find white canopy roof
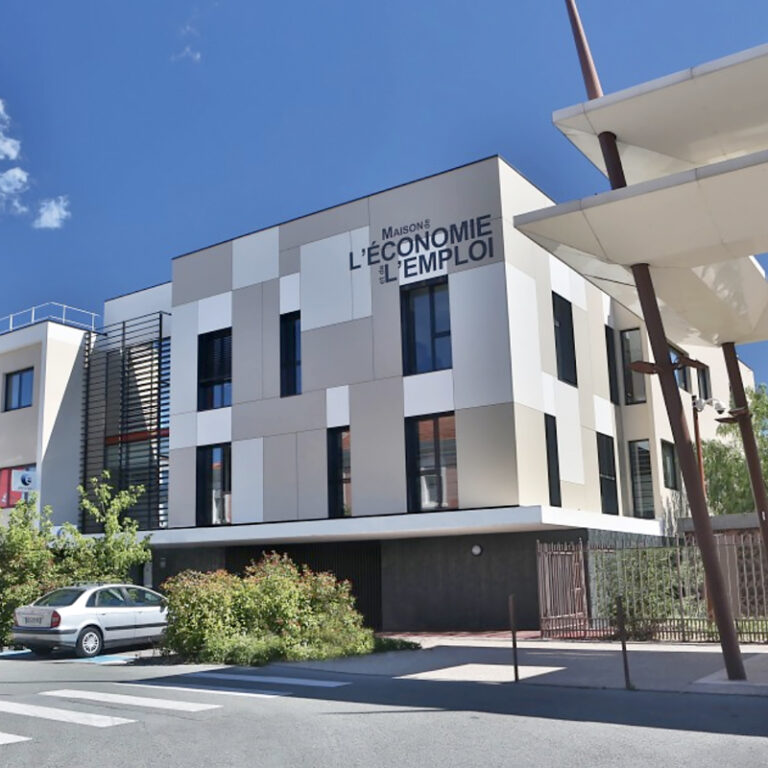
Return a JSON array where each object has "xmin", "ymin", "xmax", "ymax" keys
[
  {"xmin": 555, "ymin": 43, "xmax": 768, "ymax": 184},
  {"xmin": 514, "ymin": 150, "xmax": 768, "ymax": 346}
]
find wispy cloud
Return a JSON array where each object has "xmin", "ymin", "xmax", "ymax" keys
[
  {"xmin": 171, "ymin": 45, "xmax": 202, "ymax": 63},
  {"xmin": 33, "ymin": 196, "xmax": 71, "ymax": 229},
  {"xmin": 0, "ymin": 167, "xmax": 29, "ymax": 213},
  {"xmin": 0, "ymin": 99, "xmax": 21, "ymax": 161}
]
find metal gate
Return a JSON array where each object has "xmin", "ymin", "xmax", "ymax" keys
[{"xmin": 536, "ymin": 540, "xmax": 589, "ymax": 637}]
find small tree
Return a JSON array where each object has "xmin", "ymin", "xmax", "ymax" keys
[{"xmin": 703, "ymin": 384, "xmax": 768, "ymax": 515}]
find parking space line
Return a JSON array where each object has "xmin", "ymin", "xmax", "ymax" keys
[
  {"xmin": 188, "ymin": 672, "xmax": 349, "ymax": 688},
  {"xmin": 40, "ymin": 689, "xmax": 221, "ymax": 712},
  {"xmin": 0, "ymin": 701, "xmax": 134, "ymax": 728},
  {"xmin": 0, "ymin": 731, "xmax": 30, "ymax": 745}
]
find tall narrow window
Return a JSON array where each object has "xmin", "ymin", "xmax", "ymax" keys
[
  {"xmin": 661, "ymin": 440, "xmax": 679, "ymax": 490},
  {"xmin": 405, "ymin": 413, "xmax": 458, "ymax": 512},
  {"xmin": 596, "ymin": 433, "xmax": 619, "ymax": 515},
  {"xmin": 545, "ymin": 414, "xmax": 561, "ymax": 507},
  {"xmin": 669, "ymin": 346, "xmax": 690, "ymax": 392},
  {"xmin": 620, "ymin": 329, "xmax": 646, "ymax": 405},
  {"xmin": 4, "ymin": 368, "xmax": 33, "ymax": 411},
  {"xmin": 698, "ymin": 366, "xmax": 712, "ymax": 401},
  {"xmin": 628, "ymin": 439, "xmax": 654, "ymax": 518},
  {"xmin": 553, "ymin": 293, "xmax": 577, "ymax": 386},
  {"xmin": 401, "ymin": 278, "xmax": 452, "ymax": 376},
  {"xmin": 280, "ymin": 312, "xmax": 301, "ymax": 397},
  {"xmin": 196, "ymin": 444, "xmax": 231, "ymax": 526},
  {"xmin": 197, "ymin": 329, "xmax": 232, "ymax": 410},
  {"xmin": 327, "ymin": 427, "xmax": 351, "ymax": 518},
  {"xmin": 605, "ymin": 326, "xmax": 619, "ymax": 405}
]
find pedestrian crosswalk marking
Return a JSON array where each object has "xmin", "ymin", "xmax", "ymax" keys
[
  {"xmin": 0, "ymin": 700, "xmax": 134, "ymax": 728},
  {"xmin": 40, "ymin": 689, "xmax": 221, "ymax": 712},
  {"xmin": 123, "ymin": 682, "xmax": 289, "ymax": 699},
  {"xmin": 189, "ymin": 672, "xmax": 349, "ymax": 688},
  {"xmin": 0, "ymin": 732, "xmax": 30, "ymax": 745}
]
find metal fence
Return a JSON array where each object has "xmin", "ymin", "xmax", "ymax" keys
[
  {"xmin": 0, "ymin": 302, "xmax": 98, "ymax": 335},
  {"xmin": 537, "ymin": 532, "xmax": 768, "ymax": 642}
]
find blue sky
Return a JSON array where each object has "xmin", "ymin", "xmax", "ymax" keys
[{"xmin": 1, "ymin": 1, "xmax": 767, "ymax": 383}]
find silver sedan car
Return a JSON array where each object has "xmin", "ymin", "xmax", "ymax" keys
[{"xmin": 12, "ymin": 583, "xmax": 167, "ymax": 658}]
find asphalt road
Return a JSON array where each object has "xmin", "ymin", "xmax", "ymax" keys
[{"xmin": 0, "ymin": 650, "xmax": 766, "ymax": 768}]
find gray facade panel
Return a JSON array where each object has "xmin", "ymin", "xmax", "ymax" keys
[
  {"xmin": 261, "ymin": 279, "xmax": 281, "ymax": 400},
  {"xmin": 455, "ymin": 404, "xmax": 518, "ymax": 508},
  {"xmin": 297, "ymin": 429, "xmax": 328, "ymax": 520},
  {"xmin": 172, "ymin": 243, "xmax": 233, "ymax": 306},
  {"xmin": 371, "ymin": 278, "xmax": 402, "ymax": 379},
  {"xmin": 263, "ymin": 433, "xmax": 298, "ymax": 522},
  {"xmin": 279, "ymin": 247, "xmax": 300, "ymax": 276},
  {"xmin": 302, "ymin": 318, "xmax": 374, "ymax": 392},
  {"xmin": 232, "ymin": 283, "xmax": 263, "ymax": 404},
  {"xmin": 349, "ymin": 377, "xmax": 407, "ymax": 516},
  {"xmin": 168, "ymin": 447, "xmax": 197, "ymax": 528},
  {"xmin": 278, "ymin": 198, "xmax": 369, "ymax": 251},
  {"xmin": 232, "ymin": 389, "xmax": 326, "ymax": 440}
]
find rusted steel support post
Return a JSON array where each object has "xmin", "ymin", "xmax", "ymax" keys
[
  {"xmin": 633, "ymin": 265, "xmax": 745, "ymax": 680},
  {"xmin": 692, "ymin": 398, "xmax": 706, "ymax": 495},
  {"xmin": 722, "ymin": 342, "xmax": 768, "ymax": 554}
]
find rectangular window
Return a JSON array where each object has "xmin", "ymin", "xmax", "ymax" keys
[
  {"xmin": 196, "ymin": 444, "xmax": 231, "ymax": 526},
  {"xmin": 0, "ymin": 464, "xmax": 35, "ymax": 508},
  {"xmin": 4, "ymin": 368, "xmax": 33, "ymax": 411},
  {"xmin": 596, "ymin": 433, "xmax": 619, "ymax": 515},
  {"xmin": 280, "ymin": 312, "xmax": 301, "ymax": 397},
  {"xmin": 401, "ymin": 278, "xmax": 452, "ymax": 376},
  {"xmin": 544, "ymin": 414, "xmax": 561, "ymax": 507},
  {"xmin": 698, "ymin": 366, "xmax": 712, "ymax": 401},
  {"xmin": 669, "ymin": 346, "xmax": 690, "ymax": 392},
  {"xmin": 620, "ymin": 329, "xmax": 646, "ymax": 405},
  {"xmin": 605, "ymin": 326, "xmax": 619, "ymax": 405},
  {"xmin": 629, "ymin": 439, "xmax": 654, "ymax": 518},
  {"xmin": 405, "ymin": 412, "xmax": 458, "ymax": 512},
  {"xmin": 197, "ymin": 329, "xmax": 232, "ymax": 410},
  {"xmin": 553, "ymin": 293, "xmax": 577, "ymax": 386},
  {"xmin": 327, "ymin": 427, "xmax": 351, "ymax": 518},
  {"xmin": 661, "ymin": 440, "xmax": 679, "ymax": 490}
]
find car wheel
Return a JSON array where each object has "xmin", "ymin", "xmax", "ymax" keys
[{"xmin": 75, "ymin": 626, "xmax": 103, "ymax": 658}]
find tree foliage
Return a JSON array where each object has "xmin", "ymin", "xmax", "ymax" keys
[
  {"xmin": 702, "ymin": 384, "xmax": 768, "ymax": 515},
  {"xmin": 0, "ymin": 472, "xmax": 151, "ymax": 645}
]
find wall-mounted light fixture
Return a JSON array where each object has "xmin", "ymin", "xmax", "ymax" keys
[{"xmin": 471, "ymin": 544, "xmax": 483, "ymax": 557}]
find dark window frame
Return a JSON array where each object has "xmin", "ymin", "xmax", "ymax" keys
[
  {"xmin": 552, "ymin": 293, "xmax": 577, "ymax": 386},
  {"xmin": 668, "ymin": 345, "xmax": 691, "ymax": 392},
  {"xmin": 405, "ymin": 411, "xmax": 458, "ymax": 513},
  {"xmin": 4, "ymin": 367, "xmax": 34, "ymax": 411},
  {"xmin": 620, "ymin": 328, "xmax": 647, "ymax": 405},
  {"xmin": 197, "ymin": 329, "xmax": 232, "ymax": 411},
  {"xmin": 196, "ymin": 443, "xmax": 232, "ymax": 527},
  {"xmin": 697, "ymin": 366, "xmax": 712, "ymax": 401},
  {"xmin": 628, "ymin": 439, "xmax": 655, "ymax": 519},
  {"xmin": 661, "ymin": 440, "xmax": 679, "ymax": 491},
  {"xmin": 544, "ymin": 414, "xmax": 561, "ymax": 507},
  {"xmin": 596, "ymin": 432, "xmax": 619, "ymax": 515},
  {"xmin": 280, "ymin": 312, "xmax": 301, "ymax": 397},
  {"xmin": 605, "ymin": 326, "xmax": 620, "ymax": 405},
  {"xmin": 401, "ymin": 277, "xmax": 452, "ymax": 377},
  {"xmin": 327, "ymin": 427, "xmax": 352, "ymax": 518}
]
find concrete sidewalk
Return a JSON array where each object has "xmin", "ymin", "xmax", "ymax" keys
[{"xmin": 278, "ymin": 634, "xmax": 768, "ymax": 697}]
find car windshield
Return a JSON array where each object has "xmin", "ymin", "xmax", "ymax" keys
[{"xmin": 34, "ymin": 588, "xmax": 85, "ymax": 607}]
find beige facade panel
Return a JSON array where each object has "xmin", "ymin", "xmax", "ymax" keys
[
  {"xmin": 232, "ymin": 283, "xmax": 263, "ymax": 404},
  {"xmin": 168, "ymin": 447, "xmax": 197, "ymax": 528},
  {"xmin": 302, "ymin": 318, "xmax": 374, "ymax": 392},
  {"xmin": 0, "ymin": 342, "xmax": 41, "ymax": 468},
  {"xmin": 297, "ymin": 429, "xmax": 328, "ymax": 521},
  {"xmin": 370, "ymin": 278, "xmax": 403, "ymax": 380},
  {"xmin": 172, "ymin": 242, "xmax": 233, "ymax": 306},
  {"xmin": 261, "ymin": 279, "xmax": 281, "ymax": 400},
  {"xmin": 263, "ymin": 433, "xmax": 298, "ymax": 522},
  {"xmin": 232, "ymin": 390, "xmax": 326, "ymax": 441},
  {"xmin": 512, "ymin": 403, "xmax": 549, "ymax": 507},
  {"xmin": 278, "ymin": 198, "xmax": 369, "ymax": 252},
  {"xmin": 279, "ymin": 246, "xmax": 300, "ymax": 276}
]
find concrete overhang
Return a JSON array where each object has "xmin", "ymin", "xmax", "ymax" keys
[
  {"xmin": 515, "ymin": 151, "xmax": 768, "ymax": 346},
  {"xmin": 554, "ymin": 43, "xmax": 768, "ymax": 184},
  {"xmin": 147, "ymin": 506, "xmax": 663, "ymax": 548}
]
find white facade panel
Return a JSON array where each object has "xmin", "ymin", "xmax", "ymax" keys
[
  {"xmin": 403, "ymin": 369, "xmax": 454, "ymax": 417},
  {"xmin": 232, "ymin": 227, "xmax": 280, "ymax": 288},
  {"xmin": 197, "ymin": 407, "xmax": 232, "ymax": 446},
  {"xmin": 569, "ymin": 271, "xmax": 587, "ymax": 311},
  {"xmin": 326, "ymin": 385, "xmax": 350, "ymax": 428},
  {"xmin": 169, "ymin": 413, "xmax": 197, "ymax": 450},
  {"xmin": 197, "ymin": 292, "xmax": 232, "ymax": 334},
  {"xmin": 103, "ymin": 283, "xmax": 172, "ymax": 327},
  {"xmin": 593, "ymin": 395, "xmax": 616, "ymax": 437},
  {"xmin": 506, "ymin": 264, "xmax": 544, "ymax": 411},
  {"xmin": 350, "ymin": 227, "xmax": 372, "ymax": 319},
  {"xmin": 279, "ymin": 273, "xmax": 301, "ymax": 315},
  {"xmin": 554, "ymin": 381, "xmax": 585, "ymax": 484},
  {"xmin": 232, "ymin": 437, "xmax": 264, "ymax": 524},
  {"xmin": 169, "ymin": 301, "xmax": 198, "ymax": 416},
  {"xmin": 451, "ymin": 262, "xmax": 513, "ymax": 409},
  {"xmin": 300, "ymin": 232, "xmax": 352, "ymax": 329},
  {"xmin": 541, "ymin": 373, "xmax": 557, "ymax": 415}
]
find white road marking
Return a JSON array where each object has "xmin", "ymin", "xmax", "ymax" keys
[
  {"xmin": 189, "ymin": 672, "xmax": 349, "ymax": 688},
  {"xmin": 0, "ymin": 732, "xmax": 30, "ymax": 745},
  {"xmin": 40, "ymin": 689, "xmax": 221, "ymax": 712},
  {"xmin": 123, "ymin": 682, "xmax": 288, "ymax": 699},
  {"xmin": 0, "ymin": 700, "xmax": 133, "ymax": 728},
  {"xmin": 400, "ymin": 663, "xmax": 566, "ymax": 682}
]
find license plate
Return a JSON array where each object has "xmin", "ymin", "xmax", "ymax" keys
[{"xmin": 23, "ymin": 616, "xmax": 43, "ymax": 626}]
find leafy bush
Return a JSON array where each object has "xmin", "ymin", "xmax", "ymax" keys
[{"xmin": 161, "ymin": 553, "xmax": 377, "ymax": 664}]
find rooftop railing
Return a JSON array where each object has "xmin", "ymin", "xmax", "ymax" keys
[{"xmin": 0, "ymin": 302, "xmax": 99, "ymax": 336}]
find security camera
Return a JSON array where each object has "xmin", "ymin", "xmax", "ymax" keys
[{"xmin": 711, "ymin": 398, "xmax": 726, "ymax": 415}]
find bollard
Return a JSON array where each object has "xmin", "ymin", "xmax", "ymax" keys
[
  {"xmin": 616, "ymin": 595, "xmax": 633, "ymax": 690},
  {"xmin": 508, "ymin": 594, "xmax": 519, "ymax": 682}
]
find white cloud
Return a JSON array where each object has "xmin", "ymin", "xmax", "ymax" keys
[
  {"xmin": 0, "ymin": 167, "xmax": 29, "ymax": 212},
  {"xmin": 172, "ymin": 45, "xmax": 202, "ymax": 63},
  {"xmin": 33, "ymin": 196, "xmax": 71, "ymax": 229},
  {"xmin": 0, "ymin": 99, "xmax": 21, "ymax": 161}
]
